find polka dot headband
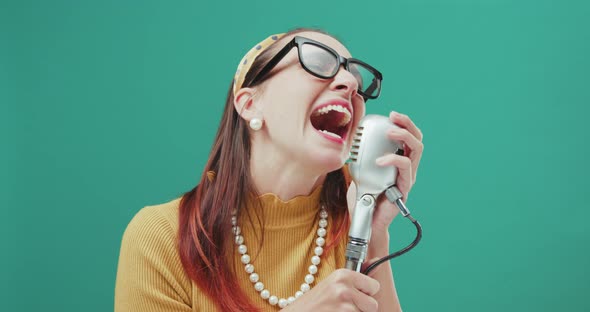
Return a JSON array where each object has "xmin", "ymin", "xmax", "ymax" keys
[{"xmin": 233, "ymin": 33, "xmax": 285, "ymax": 96}]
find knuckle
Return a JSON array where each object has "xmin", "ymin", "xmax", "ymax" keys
[
  {"xmin": 332, "ymin": 268, "xmax": 349, "ymax": 281},
  {"xmin": 417, "ymin": 141, "xmax": 424, "ymax": 152},
  {"xmin": 336, "ymin": 285, "xmax": 352, "ymax": 301},
  {"xmin": 402, "ymin": 157, "xmax": 412, "ymax": 168},
  {"xmin": 371, "ymin": 278, "xmax": 381, "ymax": 294}
]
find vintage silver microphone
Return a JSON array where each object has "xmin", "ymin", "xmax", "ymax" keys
[{"xmin": 344, "ymin": 114, "xmax": 407, "ymax": 272}]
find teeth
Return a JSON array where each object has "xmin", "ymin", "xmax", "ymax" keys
[
  {"xmin": 313, "ymin": 105, "xmax": 351, "ymax": 127},
  {"xmin": 319, "ymin": 130, "xmax": 342, "ymax": 139}
]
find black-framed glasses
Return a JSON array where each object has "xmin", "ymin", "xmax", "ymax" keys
[{"xmin": 250, "ymin": 36, "xmax": 383, "ymax": 100}]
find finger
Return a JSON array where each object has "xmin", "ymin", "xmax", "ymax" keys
[
  {"xmin": 375, "ymin": 154, "xmax": 413, "ymax": 182},
  {"xmin": 387, "ymin": 127, "xmax": 423, "ymax": 181},
  {"xmin": 351, "ymin": 271, "xmax": 380, "ymax": 296},
  {"xmin": 351, "ymin": 289, "xmax": 379, "ymax": 312},
  {"xmin": 390, "ymin": 111, "xmax": 423, "ymax": 142},
  {"xmin": 387, "ymin": 127, "xmax": 424, "ymax": 160},
  {"xmin": 341, "ymin": 302, "xmax": 361, "ymax": 312},
  {"xmin": 375, "ymin": 153, "xmax": 413, "ymax": 197}
]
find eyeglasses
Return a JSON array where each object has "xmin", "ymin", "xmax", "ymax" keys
[{"xmin": 250, "ymin": 36, "xmax": 383, "ymax": 100}]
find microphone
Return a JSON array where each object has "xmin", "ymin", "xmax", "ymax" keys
[{"xmin": 344, "ymin": 114, "xmax": 406, "ymax": 272}]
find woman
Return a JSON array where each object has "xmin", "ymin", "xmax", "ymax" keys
[{"xmin": 115, "ymin": 28, "xmax": 424, "ymax": 312}]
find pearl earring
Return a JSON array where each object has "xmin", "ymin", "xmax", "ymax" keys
[{"xmin": 249, "ymin": 118, "xmax": 263, "ymax": 131}]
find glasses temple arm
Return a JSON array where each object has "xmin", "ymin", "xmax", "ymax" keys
[
  {"xmin": 250, "ymin": 40, "xmax": 295, "ymax": 85},
  {"xmin": 364, "ymin": 78, "xmax": 379, "ymax": 97}
]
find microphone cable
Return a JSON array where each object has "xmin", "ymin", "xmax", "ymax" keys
[{"xmin": 361, "ymin": 187, "xmax": 423, "ymax": 276}]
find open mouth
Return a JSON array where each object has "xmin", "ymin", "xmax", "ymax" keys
[{"xmin": 310, "ymin": 104, "xmax": 352, "ymax": 141}]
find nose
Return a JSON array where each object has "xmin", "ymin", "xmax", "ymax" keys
[{"xmin": 329, "ymin": 66, "xmax": 359, "ymax": 98}]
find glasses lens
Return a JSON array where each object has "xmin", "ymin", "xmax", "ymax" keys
[
  {"xmin": 300, "ymin": 43, "xmax": 339, "ymax": 78},
  {"xmin": 349, "ymin": 62, "xmax": 381, "ymax": 98}
]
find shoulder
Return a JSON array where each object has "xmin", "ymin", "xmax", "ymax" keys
[
  {"xmin": 119, "ymin": 197, "xmax": 184, "ymax": 263},
  {"xmin": 124, "ymin": 198, "xmax": 182, "ymax": 240},
  {"xmin": 116, "ymin": 197, "xmax": 193, "ymax": 310}
]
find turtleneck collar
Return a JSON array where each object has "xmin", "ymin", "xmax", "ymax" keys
[
  {"xmin": 244, "ymin": 186, "xmax": 323, "ymax": 229},
  {"xmin": 206, "ymin": 171, "xmax": 325, "ymax": 229}
]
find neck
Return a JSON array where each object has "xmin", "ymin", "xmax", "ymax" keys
[{"xmin": 249, "ymin": 140, "xmax": 325, "ymax": 201}]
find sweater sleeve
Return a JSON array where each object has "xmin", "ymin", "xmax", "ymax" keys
[{"xmin": 115, "ymin": 205, "xmax": 192, "ymax": 312}]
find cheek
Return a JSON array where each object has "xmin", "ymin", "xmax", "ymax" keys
[
  {"xmin": 265, "ymin": 77, "xmax": 325, "ymax": 116},
  {"xmin": 261, "ymin": 87, "xmax": 309, "ymax": 127},
  {"xmin": 275, "ymin": 67, "xmax": 327, "ymax": 97},
  {"xmin": 352, "ymin": 98, "xmax": 366, "ymax": 126}
]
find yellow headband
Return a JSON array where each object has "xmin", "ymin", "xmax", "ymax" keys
[{"xmin": 233, "ymin": 33, "xmax": 285, "ymax": 96}]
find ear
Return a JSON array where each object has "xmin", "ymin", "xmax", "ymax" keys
[{"xmin": 233, "ymin": 87, "xmax": 260, "ymax": 121}]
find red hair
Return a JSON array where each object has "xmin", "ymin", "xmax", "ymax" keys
[{"xmin": 178, "ymin": 28, "xmax": 350, "ymax": 312}]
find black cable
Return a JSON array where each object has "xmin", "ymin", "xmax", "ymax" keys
[{"xmin": 362, "ymin": 215, "xmax": 422, "ymax": 275}]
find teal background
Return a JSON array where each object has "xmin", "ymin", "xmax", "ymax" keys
[{"xmin": 2, "ymin": 0, "xmax": 589, "ymax": 311}]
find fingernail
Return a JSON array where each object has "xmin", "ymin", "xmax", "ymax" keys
[{"xmin": 375, "ymin": 156, "xmax": 387, "ymax": 165}]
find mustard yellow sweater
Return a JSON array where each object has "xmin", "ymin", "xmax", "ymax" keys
[{"xmin": 114, "ymin": 186, "xmax": 348, "ymax": 311}]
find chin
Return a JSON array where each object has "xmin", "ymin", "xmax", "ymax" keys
[{"xmin": 307, "ymin": 149, "xmax": 348, "ymax": 174}]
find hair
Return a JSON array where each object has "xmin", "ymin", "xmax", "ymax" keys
[{"xmin": 178, "ymin": 28, "xmax": 351, "ymax": 312}]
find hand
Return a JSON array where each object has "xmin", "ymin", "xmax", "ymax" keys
[
  {"xmin": 371, "ymin": 111, "xmax": 424, "ymax": 232},
  {"xmin": 283, "ymin": 269, "xmax": 380, "ymax": 312}
]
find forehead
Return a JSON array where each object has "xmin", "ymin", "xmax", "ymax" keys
[{"xmin": 283, "ymin": 31, "xmax": 352, "ymax": 58}]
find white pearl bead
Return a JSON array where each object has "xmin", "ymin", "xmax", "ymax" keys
[
  {"xmin": 231, "ymin": 216, "xmax": 237, "ymax": 225},
  {"xmin": 278, "ymin": 298, "xmax": 288, "ymax": 308},
  {"xmin": 301, "ymin": 283, "xmax": 310, "ymax": 293},
  {"xmin": 316, "ymin": 237, "xmax": 325, "ymax": 246},
  {"xmin": 319, "ymin": 219, "xmax": 327, "ymax": 228},
  {"xmin": 308, "ymin": 264, "xmax": 318, "ymax": 275},
  {"xmin": 295, "ymin": 291, "xmax": 304, "ymax": 298},
  {"xmin": 304, "ymin": 274, "xmax": 315, "ymax": 284},
  {"xmin": 260, "ymin": 289, "xmax": 270, "ymax": 299},
  {"xmin": 288, "ymin": 296, "xmax": 296, "ymax": 304},
  {"xmin": 245, "ymin": 264, "xmax": 254, "ymax": 273},
  {"xmin": 249, "ymin": 118, "xmax": 263, "ymax": 131},
  {"xmin": 232, "ymin": 226, "xmax": 241, "ymax": 235},
  {"xmin": 314, "ymin": 246, "xmax": 323, "ymax": 256},
  {"xmin": 235, "ymin": 235, "xmax": 244, "ymax": 245},
  {"xmin": 238, "ymin": 244, "xmax": 247, "ymax": 254},
  {"xmin": 317, "ymin": 228, "xmax": 326, "ymax": 237},
  {"xmin": 269, "ymin": 296, "xmax": 278, "ymax": 305},
  {"xmin": 320, "ymin": 210, "xmax": 328, "ymax": 219},
  {"xmin": 241, "ymin": 254, "xmax": 250, "ymax": 264},
  {"xmin": 254, "ymin": 282, "xmax": 264, "ymax": 291},
  {"xmin": 249, "ymin": 273, "xmax": 259, "ymax": 283},
  {"xmin": 311, "ymin": 255, "xmax": 320, "ymax": 265}
]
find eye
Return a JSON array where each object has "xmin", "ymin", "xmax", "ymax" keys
[
  {"xmin": 301, "ymin": 44, "xmax": 338, "ymax": 76},
  {"xmin": 309, "ymin": 55, "xmax": 335, "ymax": 72}
]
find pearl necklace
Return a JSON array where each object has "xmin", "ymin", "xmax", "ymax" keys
[{"xmin": 231, "ymin": 207, "xmax": 328, "ymax": 309}]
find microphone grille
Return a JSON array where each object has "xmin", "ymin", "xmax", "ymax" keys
[{"xmin": 349, "ymin": 126, "xmax": 364, "ymax": 163}]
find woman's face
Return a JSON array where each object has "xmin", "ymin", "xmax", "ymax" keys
[{"xmin": 253, "ymin": 31, "xmax": 366, "ymax": 173}]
